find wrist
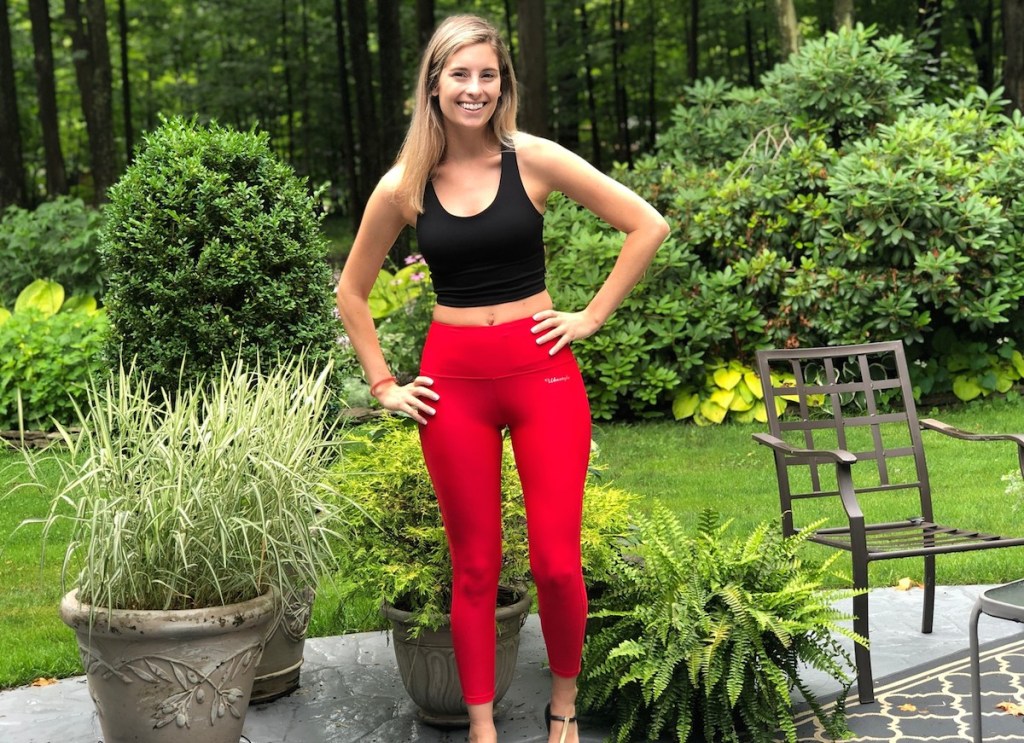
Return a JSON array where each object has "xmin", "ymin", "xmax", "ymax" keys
[{"xmin": 370, "ymin": 376, "xmax": 398, "ymax": 398}]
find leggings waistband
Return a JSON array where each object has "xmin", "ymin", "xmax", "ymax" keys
[{"xmin": 419, "ymin": 316, "xmax": 576, "ymax": 380}]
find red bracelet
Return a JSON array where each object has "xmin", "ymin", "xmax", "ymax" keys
[{"xmin": 370, "ymin": 376, "xmax": 398, "ymax": 398}]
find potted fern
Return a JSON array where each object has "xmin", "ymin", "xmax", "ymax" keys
[
  {"xmin": 329, "ymin": 415, "xmax": 635, "ymax": 726},
  {"xmin": 27, "ymin": 357, "xmax": 344, "ymax": 743},
  {"xmin": 579, "ymin": 506, "xmax": 864, "ymax": 743}
]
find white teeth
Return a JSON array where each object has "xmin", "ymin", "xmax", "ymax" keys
[{"xmin": 459, "ymin": 102, "xmax": 484, "ymax": 110}]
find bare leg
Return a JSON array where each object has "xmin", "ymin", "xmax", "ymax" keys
[
  {"xmin": 547, "ymin": 672, "xmax": 579, "ymax": 743},
  {"xmin": 467, "ymin": 701, "xmax": 498, "ymax": 743}
]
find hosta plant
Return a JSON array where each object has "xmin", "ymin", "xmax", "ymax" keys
[
  {"xmin": 672, "ymin": 360, "xmax": 824, "ymax": 425},
  {"xmin": 0, "ymin": 279, "xmax": 107, "ymax": 431},
  {"xmin": 579, "ymin": 507, "xmax": 862, "ymax": 743}
]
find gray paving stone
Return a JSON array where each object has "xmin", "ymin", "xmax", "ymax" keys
[{"xmin": 1, "ymin": 586, "xmax": 1020, "ymax": 742}]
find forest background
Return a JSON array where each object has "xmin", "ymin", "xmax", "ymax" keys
[{"xmin": 2, "ymin": 0, "xmax": 1023, "ymax": 220}]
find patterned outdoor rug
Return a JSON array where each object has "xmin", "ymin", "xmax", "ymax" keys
[{"xmin": 785, "ymin": 635, "xmax": 1024, "ymax": 742}]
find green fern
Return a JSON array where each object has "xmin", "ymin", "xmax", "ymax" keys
[{"xmin": 579, "ymin": 506, "xmax": 864, "ymax": 742}]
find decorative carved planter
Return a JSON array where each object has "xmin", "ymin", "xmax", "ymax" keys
[
  {"xmin": 381, "ymin": 585, "xmax": 532, "ymax": 727},
  {"xmin": 59, "ymin": 589, "xmax": 276, "ymax": 743},
  {"xmin": 250, "ymin": 585, "xmax": 315, "ymax": 704}
]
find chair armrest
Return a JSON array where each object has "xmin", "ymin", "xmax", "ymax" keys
[
  {"xmin": 752, "ymin": 433, "xmax": 858, "ymax": 464},
  {"xmin": 920, "ymin": 418, "xmax": 1024, "ymax": 447}
]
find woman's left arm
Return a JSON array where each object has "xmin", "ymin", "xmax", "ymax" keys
[{"xmin": 520, "ymin": 135, "xmax": 671, "ymax": 354}]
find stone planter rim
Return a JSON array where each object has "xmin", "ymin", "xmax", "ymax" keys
[
  {"xmin": 60, "ymin": 587, "xmax": 279, "ymax": 638},
  {"xmin": 380, "ymin": 583, "xmax": 531, "ymax": 625}
]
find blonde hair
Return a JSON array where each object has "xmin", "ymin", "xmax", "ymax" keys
[{"xmin": 394, "ymin": 15, "xmax": 519, "ymax": 214}]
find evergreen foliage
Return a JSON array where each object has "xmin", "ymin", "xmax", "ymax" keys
[
  {"xmin": 547, "ymin": 25, "xmax": 1024, "ymax": 419},
  {"xmin": 100, "ymin": 116, "xmax": 337, "ymax": 394},
  {"xmin": 0, "ymin": 197, "xmax": 105, "ymax": 306},
  {"xmin": 579, "ymin": 506, "xmax": 861, "ymax": 742}
]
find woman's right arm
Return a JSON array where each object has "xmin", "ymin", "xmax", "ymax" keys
[{"xmin": 335, "ymin": 171, "xmax": 439, "ymax": 424}]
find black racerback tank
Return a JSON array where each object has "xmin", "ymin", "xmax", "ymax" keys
[{"xmin": 416, "ymin": 150, "xmax": 546, "ymax": 308}]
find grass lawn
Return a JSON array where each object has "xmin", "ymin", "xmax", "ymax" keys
[{"xmin": 3, "ymin": 396, "xmax": 1022, "ymax": 689}]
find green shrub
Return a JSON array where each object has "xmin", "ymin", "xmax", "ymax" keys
[
  {"xmin": 0, "ymin": 197, "xmax": 105, "ymax": 306},
  {"xmin": 327, "ymin": 415, "xmax": 637, "ymax": 633},
  {"xmin": 0, "ymin": 280, "xmax": 107, "ymax": 431},
  {"xmin": 551, "ymin": 25, "xmax": 1024, "ymax": 419},
  {"xmin": 579, "ymin": 507, "xmax": 860, "ymax": 743},
  {"xmin": 101, "ymin": 116, "xmax": 338, "ymax": 394}
]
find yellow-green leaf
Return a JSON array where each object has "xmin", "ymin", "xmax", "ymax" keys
[
  {"xmin": 952, "ymin": 375, "xmax": 982, "ymax": 402},
  {"xmin": 744, "ymin": 372, "xmax": 764, "ymax": 399},
  {"xmin": 15, "ymin": 279, "xmax": 64, "ymax": 317},
  {"xmin": 700, "ymin": 399, "xmax": 728, "ymax": 424},
  {"xmin": 775, "ymin": 396, "xmax": 788, "ymax": 416},
  {"xmin": 62, "ymin": 295, "xmax": 98, "ymax": 314},
  {"xmin": 733, "ymin": 408, "xmax": 757, "ymax": 424},
  {"xmin": 729, "ymin": 393, "xmax": 754, "ymax": 411},
  {"xmin": 1011, "ymin": 351, "xmax": 1024, "ymax": 378},
  {"xmin": 672, "ymin": 392, "xmax": 700, "ymax": 420},
  {"xmin": 0, "ymin": 307, "xmax": 10, "ymax": 324},
  {"xmin": 752, "ymin": 401, "xmax": 768, "ymax": 423},
  {"xmin": 736, "ymin": 380, "xmax": 755, "ymax": 404},
  {"xmin": 713, "ymin": 367, "xmax": 742, "ymax": 390},
  {"xmin": 709, "ymin": 388, "xmax": 735, "ymax": 409}
]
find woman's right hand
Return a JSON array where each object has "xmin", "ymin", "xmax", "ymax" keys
[{"xmin": 374, "ymin": 376, "xmax": 439, "ymax": 425}]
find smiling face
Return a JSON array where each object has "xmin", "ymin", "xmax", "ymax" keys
[{"xmin": 432, "ymin": 42, "xmax": 502, "ymax": 133}]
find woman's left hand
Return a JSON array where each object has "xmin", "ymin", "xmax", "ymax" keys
[{"xmin": 531, "ymin": 309, "xmax": 602, "ymax": 355}]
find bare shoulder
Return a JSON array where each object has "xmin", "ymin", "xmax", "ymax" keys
[
  {"xmin": 512, "ymin": 132, "xmax": 603, "ymax": 196},
  {"xmin": 370, "ymin": 164, "xmax": 416, "ymax": 227}
]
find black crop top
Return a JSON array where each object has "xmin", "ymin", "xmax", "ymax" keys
[{"xmin": 416, "ymin": 150, "xmax": 546, "ymax": 308}]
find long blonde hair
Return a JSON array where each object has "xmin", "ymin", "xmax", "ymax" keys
[{"xmin": 394, "ymin": 15, "xmax": 519, "ymax": 214}]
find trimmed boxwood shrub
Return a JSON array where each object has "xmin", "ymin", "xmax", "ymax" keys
[{"xmin": 101, "ymin": 116, "xmax": 337, "ymax": 393}]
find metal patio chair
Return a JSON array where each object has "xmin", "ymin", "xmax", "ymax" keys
[{"xmin": 752, "ymin": 340, "xmax": 1024, "ymax": 704}]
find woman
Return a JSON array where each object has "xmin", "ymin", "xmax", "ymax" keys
[{"xmin": 336, "ymin": 15, "xmax": 669, "ymax": 743}]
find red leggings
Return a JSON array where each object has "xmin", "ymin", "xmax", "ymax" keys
[{"xmin": 418, "ymin": 316, "xmax": 591, "ymax": 705}]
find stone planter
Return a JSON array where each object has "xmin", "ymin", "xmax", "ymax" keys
[
  {"xmin": 59, "ymin": 588, "xmax": 276, "ymax": 743},
  {"xmin": 250, "ymin": 585, "xmax": 315, "ymax": 704},
  {"xmin": 381, "ymin": 585, "xmax": 531, "ymax": 727}
]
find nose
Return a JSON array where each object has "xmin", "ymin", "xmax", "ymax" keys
[{"xmin": 466, "ymin": 76, "xmax": 481, "ymax": 95}]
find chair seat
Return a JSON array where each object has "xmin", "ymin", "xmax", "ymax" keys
[{"xmin": 806, "ymin": 521, "xmax": 1024, "ymax": 559}]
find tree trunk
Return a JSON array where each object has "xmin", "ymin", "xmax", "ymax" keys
[
  {"xmin": 917, "ymin": 0, "xmax": 943, "ymax": 67},
  {"xmin": 1005, "ymin": 0, "xmax": 1024, "ymax": 114},
  {"xmin": 28, "ymin": 0, "xmax": 67, "ymax": 196},
  {"xmin": 345, "ymin": 0, "xmax": 379, "ymax": 224},
  {"xmin": 646, "ymin": 0, "xmax": 657, "ymax": 150},
  {"xmin": 416, "ymin": 0, "xmax": 434, "ymax": 52},
  {"xmin": 299, "ymin": 0, "xmax": 312, "ymax": 177},
  {"xmin": 517, "ymin": 0, "xmax": 548, "ymax": 137},
  {"xmin": 503, "ymin": 0, "xmax": 515, "ymax": 61},
  {"xmin": 744, "ymin": 4, "xmax": 756, "ymax": 85},
  {"xmin": 963, "ymin": 2, "xmax": 995, "ymax": 92},
  {"xmin": 579, "ymin": 0, "xmax": 600, "ymax": 168},
  {"xmin": 833, "ymin": 0, "xmax": 854, "ymax": 30},
  {"xmin": 773, "ymin": 0, "xmax": 800, "ymax": 58},
  {"xmin": 552, "ymin": 1, "xmax": 579, "ymax": 151},
  {"xmin": 117, "ymin": 0, "xmax": 131, "ymax": 162},
  {"xmin": 280, "ymin": 0, "xmax": 295, "ymax": 163},
  {"xmin": 687, "ymin": 0, "xmax": 699, "ymax": 81},
  {"xmin": 333, "ymin": 0, "xmax": 358, "ymax": 220},
  {"xmin": 65, "ymin": 0, "xmax": 118, "ymax": 203},
  {"xmin": 610, "ymin": 0, "xmax": 631, "ymax": 165},
  {"xmin": 377, "ymin": 0, "xmax": 403, "ymax": 164},
  {"xmin": 0, "ymin": 0, "xmax": 27, "ymax": 209}
]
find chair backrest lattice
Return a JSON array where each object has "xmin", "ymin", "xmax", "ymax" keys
[{"xmin": 756, "ymin": 341, "xmax": 933, "ymax": 528}]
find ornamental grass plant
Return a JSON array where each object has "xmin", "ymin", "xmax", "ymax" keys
[{"xmin": 23, "ymin": 356, "xmax": 346, "ymax": 614}]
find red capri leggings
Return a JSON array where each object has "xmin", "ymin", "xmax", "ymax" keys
[{"xmin": 418, "ymin": 316, "xmax": 592, "ymax": 705}]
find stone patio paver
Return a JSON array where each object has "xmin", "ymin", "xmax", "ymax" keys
[{"xmin": 1, "ymin": 585, "xmax": 1022, "ymax": 742}]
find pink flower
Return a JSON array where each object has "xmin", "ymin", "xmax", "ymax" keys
[
  {"xmin": 410, "ymin": 272, "xmax": 426, "ymax": 282},
  {"xmin": 404, "ymin": 253, "xmax": 424, "ymax": 266}
]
